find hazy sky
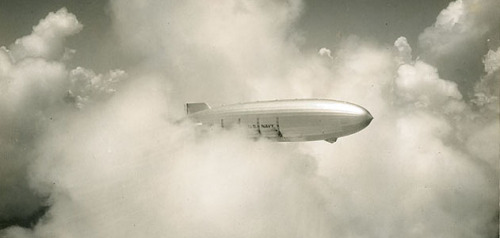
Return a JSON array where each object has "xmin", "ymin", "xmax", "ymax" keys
[{"xmin": 0, "ymin": 0, "xmax": 499, "ymax": 237}]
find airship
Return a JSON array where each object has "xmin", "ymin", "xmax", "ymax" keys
[{"xmin": 186, "ymin": 99, "xmax": 373, "ymax": 143}]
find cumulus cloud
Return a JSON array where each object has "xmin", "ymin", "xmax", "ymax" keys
[
  {"xmin": 318, "ymin": 48, "xmax": 333, "ymax": 59},
  {"xmin": 419, "ymin": 0, "xmax": 500, "ymax": 58},
  {"xmin": 64, "ymin": 67, "xmax": 127, "ymax": 109},
  {"xmin": 394, "ymin": 37, "xmax": 465, "ymax": 112},
  {"xmin": 418, "ymin": 0, "xmax": 500, "ymax": 96},
  {"xmin": 0, "ymin": 8, "xmax": 124, "ymax": 230},
  {"xmin": 0, "ymin": 1, "xmax": 498, "ymax": 238},
  {"xmin": 472, "ymin": 47, "xmax": 500, "ymax": 111},
  {"xmin": 393, "ymin": 39, "xmax": 464, "ymax": 113},
  {"xmin": 0, "ymin": 39, "xmax": 68, "ymax": 228},
  {"xmin": 9, "ymin": 8, "xmax": 82, "ymax": 62},
  {"xmin": 394, "ymin": 37, "xmax": 412, "ymax": 64}
]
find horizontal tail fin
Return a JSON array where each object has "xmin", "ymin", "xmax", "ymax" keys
[{"xmin": 186, "ymin": 102, "xmax": 210, "ymax": 114}]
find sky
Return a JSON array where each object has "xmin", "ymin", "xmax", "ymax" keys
[{"xmin": 0, "ymin": 0, "xmax": 499, "ymax": 237}]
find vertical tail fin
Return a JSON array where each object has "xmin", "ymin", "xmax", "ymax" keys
[{"xmin": 185, "ymin": 103, "xmax": 211, "ymax": 114}]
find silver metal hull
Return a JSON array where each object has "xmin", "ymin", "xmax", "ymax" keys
[{"xmin": 187, "ymin": 99, "xmax": 373, "ymax": 143}]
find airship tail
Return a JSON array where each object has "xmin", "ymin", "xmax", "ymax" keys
[{"xmin": 186, "ymin": 103, "xmax": 211, "ymax": 114}]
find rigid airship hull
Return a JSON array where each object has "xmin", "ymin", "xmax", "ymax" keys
[{"xmin": 186, "ymin": 99, "xmax": 373, "ymax": 143}]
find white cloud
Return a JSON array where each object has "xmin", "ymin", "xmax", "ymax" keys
[
  {"xmin": 9, "ymin": 8, "xmax": 82, "ymax": 62},
  {"xmin": 394, "ymin": 37, "xmax": 412, "ymax": 64},
  {"xmin": 0, "ymin": 8, "xmax": 125, "ymax": 229},
  {"xmin": 318, "ymin": 48, "xmax": 333, "ymax": 59},
  {"xmin": 110, "ymin": 0, "xmax": 305, "ymax": 105},
  {"xmin": 419, "ymin": 0, "xmax": 500, "ymax": 58},
  {"xmin": 417, "ymin": 0, "xmax": 500, "ymax": 98},
  {"xmin": 483, "ymin": 47, "xmax": 500, "ymax": 73},
  {"xmin": 1, "ymin": 2, "xmax": 498, "ymax": 238},
  {"xmin": 472, "ymin": 47, "xmax": 500, "ymax": 112},
  {"xmin": 65, "ymin": 67, "xmax": 127, "ymax": 109},
  {"xmin": 395, "ymin": 61, "xmax": 463, "ymax": 110}
]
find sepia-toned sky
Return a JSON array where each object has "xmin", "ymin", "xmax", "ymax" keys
[
  {"xmin": 0, "ymin": 0, "xmax": 455, "ymax": 71},
  {"xmin": 0, "ymin": 0, "xmax": 499, "ymax": 237}
]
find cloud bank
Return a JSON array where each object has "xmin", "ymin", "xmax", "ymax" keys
[
  {"xmin": 418, "ymin": 0, "xmax": 500, "ymax": 97},
  {"xmin": 0, "ymin": 0, "xmax": 498, "ymax": 237}
]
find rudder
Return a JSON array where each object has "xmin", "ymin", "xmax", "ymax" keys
[{"xmin": 186, "ymin": 102, "xmax": 211, "ymax": 114}]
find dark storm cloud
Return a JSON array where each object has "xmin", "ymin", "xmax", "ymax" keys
[{"xmin": 0, "ymin": 0, "xmax": 498, "ymax": 237}]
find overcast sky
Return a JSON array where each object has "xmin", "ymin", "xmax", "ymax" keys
[{"xmin": 0, "ymin": 0, "xmax": 499, "ymax": 237}]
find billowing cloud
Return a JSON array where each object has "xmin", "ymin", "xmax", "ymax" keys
[
  {"xmin": 394, "ymin": 37, "xmax": 465, "ymax": 112},
  {"xmin": 418, "ymin": 0, "xmax": 500, "ymax": 96},
  {"xmin": 0, "ymin": 8, "xmax": 123, "ymax": 230},
  {"xmin": 394, "ymin": 47, "xmax": 464, "ymax": 112},
  {"xmin": 0, "ymin": 0, "xmax": 498, "ymax": 237},
  {"xmin": 110, "ymin": 0, "xmax": 306, "ymax": 105},
  {"xmin": 473, "ymin": 47, "xmax": 500, "ymax": 111},
  {"xmin": 419, "ymin": 0, "xmax": 499, "ymax": 58},
  {"xmin": 9, "ymin": 8, "xmax": 82, "ymax": 62},
  {"xmin": 65, "ymin": 67, "xmax": 127, "ymax": 109}
]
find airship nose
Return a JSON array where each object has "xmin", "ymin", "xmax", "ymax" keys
[
  {"xmin": 334, "ymin": 103, "xmax": 373, "ymax": 135},
  {"xmin": 360, "ymin": 108, "xmax": 373, "ymax": 127},
  {"xmin": 366, "ymin": 110, "xmax": 373, "ymax": 123}
]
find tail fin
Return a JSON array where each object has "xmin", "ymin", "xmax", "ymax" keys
[{"xmin": 186, "ymin": 102, "xmax": 211, "ymax": 114}]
